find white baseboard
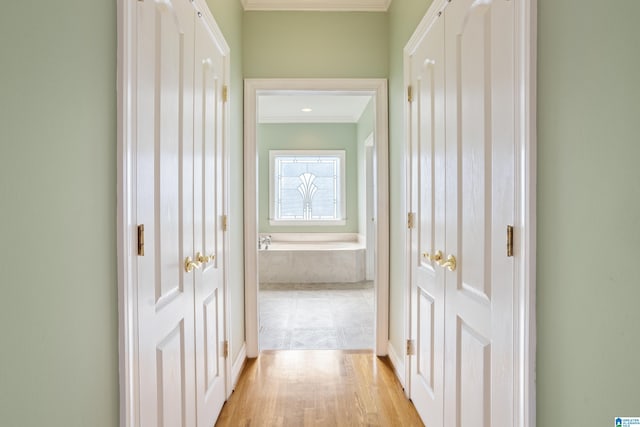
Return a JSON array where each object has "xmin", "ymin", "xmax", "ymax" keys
[
  {"xmin": 231, "ymin": 343, "xmax": 247, "ymax": 390},
  {"xmin": 387, "ymin": 341, "xmax": 406, "ymax": 389}
]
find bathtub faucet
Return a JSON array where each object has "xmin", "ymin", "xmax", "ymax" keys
[{"xmin": 258, "ymin": 235, "xmax": 272, "ymax": 250}]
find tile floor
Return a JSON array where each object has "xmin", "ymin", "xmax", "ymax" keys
[{"xmin": 259, "ymin": 281, "xmax": 374, "ymax": 351}]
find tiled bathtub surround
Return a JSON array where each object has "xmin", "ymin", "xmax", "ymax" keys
[
  {"xmin": 259, "ymin": 281, "xmax": 374, "ymax": 350},
  {"xmin": 258, "ymin": 233, "xmax": 366, "ymax": 283}
]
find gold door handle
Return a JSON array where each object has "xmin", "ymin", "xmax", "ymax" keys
[
  {"xmin": 438, "ymin": 254, "xmax": 457, "ymax": 272},
  {"xmin": 422, "ymin": 250, "xmax": 443, "ymax": 262},
  {"xmin": 196, "ymin": 252, "xmax": 211, "ymax": 264},
  {"xmin": 184, "ymin": 256, "xmax": 201, "ymax": 273}
]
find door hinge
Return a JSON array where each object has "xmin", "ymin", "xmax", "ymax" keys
[
  {"xmin": 137, "ymin": 224, "xmax": 145, "ymax": 256},
  {"xmin": 406, "ymin": 339, "xmax": 416, "ymax": 356},
  {"xmin": 407, "ymin": 212, "xmax": 416, "ymax": 229},
  {"xmin": 507, "ymin": 225, "xmax": 514, "ymax": 257},
  {"xmin": 222, "ymin": 215, "xmax": 228, "ymax": 232},
  {"xmin": 222, "ymin": 85, "xmax": 228, "ymax": 103},
  {"xmin": 407, "ymin": 85, "xmax": 413, "ymax": 103},
  {"xmin": 223, "ymin": 340, "xmax": 229, "ymax": 358}
]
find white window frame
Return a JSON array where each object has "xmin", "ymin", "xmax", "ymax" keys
[{"xmin": 269, "ymin": 150, "xmax": 346, "ymax": 226}]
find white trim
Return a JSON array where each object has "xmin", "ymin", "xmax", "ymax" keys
[
  {"xmin": 404, "ymin": 0, "xmax": 449, "ymax": 52},
  {"xmin": 230, "ymin": 343, "xmax": 247, "ymax": 390},
  {"xmin": 364, "ymin": 133, "xmax": 374, "ymax": 148},
  {"xmin": 515, "ymin": 0, "xmax": 537, "ymax": 426},
  {"xmin": 117, "ymin": 0, "xmax": 138, "ymax": 425},
  {"xmin": 268, "ymin": 219, "xmax": 347, "ymax": 226},
  {"xmin": 401, "ymin": 30, "xmax": 412, "ymax": 403},
  {"xmin": 266, "ymin": 232, "xmax": 360, "ymax": 243},
  {"xmin": 241, "ymin": 0, "xmax": 391, "ymax": 12},
  {"xmin": 193, "ymin": 0, "xmax": 230, "ymax": 54},
  {"xmin": 244, "ymin": 81, "xmax": 260, "ymax": 358},
  {"xmin": 244, "ymin": 78, "xmax": 389, "ymax": 358},
  {"xmin": 402, "ymin": 1, "xmax": 537, "ymax": 426},
  {"xmin": 387, "ymin": 341, "xmax": 406, "ymax": 390}
]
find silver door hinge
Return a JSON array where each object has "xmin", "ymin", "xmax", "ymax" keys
[
  {"xmin": 407, "ymin": 212, "xmax": 416, "ymax": 229},
  {"xmin": 407, "ymin": 339, "xmax": 415, "ymax": 356}
]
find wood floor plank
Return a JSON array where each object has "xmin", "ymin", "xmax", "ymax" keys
[{"xmin": 215, "ymin": 350, "xmax": 424, "ymax": 427}]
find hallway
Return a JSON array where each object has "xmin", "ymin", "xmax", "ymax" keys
[{"xmin": 215, "ymin": 350, "xmax": 423, "ymax": 426}]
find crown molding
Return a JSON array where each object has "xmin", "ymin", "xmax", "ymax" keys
[{"xmin": 241, "ymin": 0, "xmax": 392, "ymax": 12}]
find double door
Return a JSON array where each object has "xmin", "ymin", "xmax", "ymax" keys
[
  {"xmin": 409, "ymin": 0, "xmax": 516, "ymax": 426},
  {"xmin": 135, "ymin": 0, "xmax": 228, "ymax": 425}
]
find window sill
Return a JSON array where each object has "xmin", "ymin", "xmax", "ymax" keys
[{"xmin": 269, "ymin": 219, "xmax": 347, "ymax": 227}]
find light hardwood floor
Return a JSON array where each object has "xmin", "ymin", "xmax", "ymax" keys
[{"xmin": 215, "ymin": 350, "xmax": 424, "ymax": 426}]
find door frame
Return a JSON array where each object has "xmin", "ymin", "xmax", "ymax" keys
[
  {"xmin": 364, "ymin": 133, "xmax": 375, "ymax": 281},
  {"xmin": 243, "ymin": 78, "xmax": 389, "ymax": 358},
  {"xmin": 402, "ymin": 0, "xmax": 537, "ymax": 426},
  {"xmin": 116, "ymin": 0, "xmax": 232, "ymax": 425}
]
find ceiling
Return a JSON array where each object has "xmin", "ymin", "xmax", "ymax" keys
[
  {"xmin": 240, "ymin": 0, "xmax": 392, "ymax": 12},
  {"xmin": 258, "ymin": 94, "xmax": 372, "ymax": 124}
]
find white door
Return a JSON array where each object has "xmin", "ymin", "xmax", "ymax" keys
[
  {"xmin": 193, "ymin": 12, "xmax": 227, "ymax": 426},
  {"xmin": 409, "ymin": 0, "xmax": 516, "ymax": 425},
  {"xmin": 442, "ymin": 0, "xmax": 515, "ymax": 426},
  {"xmin": 136, "ymin": 0, "xmax": 197, "ymax": 425},
  {"xmin": 409, "ymin": 12, "xmax": 446, "ymax": 427}
]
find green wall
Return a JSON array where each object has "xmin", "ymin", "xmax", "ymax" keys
[
  {"xmin": 243, "ymin": 11, "xmax": 388, "ymax": 78},
  {"xmin": 536, "ymin": 0, "xmax": 640, "ymax": 424},
  {"xmin": 4, "ymin": 0, "xmax": 638, "ymax": 424},
  {"xmin": 258, "ymin": 124, "xmax": 359, "ymax": 233},
  {"xmin": 0, "ymin": 1, "xmax": 118, "ymax": 425},
  {"xmin": 0, "ymin": 0, "xmax": 244, "ymax": 424},
  {"xmin": 205, "ymin": 0, "xmax": 245, "ymax": 365},
  {"xmin": 356, "ymin": 98, "xmax": 375, "ymax": 147}
]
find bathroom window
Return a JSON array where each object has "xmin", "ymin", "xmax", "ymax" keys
[{"xmin": 269, "ymin": 150, "xmax": 346, "ymax": 226}]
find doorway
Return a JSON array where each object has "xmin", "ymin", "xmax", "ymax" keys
[{"xmin": 244, "ymin": 79, "xmax": 389, "ymax": 357}]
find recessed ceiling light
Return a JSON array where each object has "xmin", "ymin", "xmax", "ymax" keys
[{"xmin": 301, "ymin": 108, "xmax": 313, "ymax": 112}]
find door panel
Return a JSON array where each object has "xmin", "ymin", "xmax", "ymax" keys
[
  {"xmin": 443, "ymin": 0, "xmax": 514, "ymax": 426},
  {"xmin": 203, "ymin": 288, "xmax": 221, "ymax": 385},
  {"xmin": 409, "ymin": 13, "xmax": 445, "ymax": 427},
  {"xmin": 157, "ymin": 322, "xmax": 188, "ymax": 426},
  {"xmin": 458, "ymin": 3, "xmax": 492, "ymax": 301},
  {"xmin": 136, "ymin": 0, "xmax": 196, "ymax": 426},
  {"xmin": 417, "ymin": 289, "xmax": 435, "ymax": 392},
  {"xmin": 459, "ymin": 319, "xmax": 491, "ymax": 427},
  {"xmin": 193, "ymin": 13, "xmax": 227, "ymax": 426}
]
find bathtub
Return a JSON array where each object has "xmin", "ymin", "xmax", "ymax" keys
[{"xmin": 258, "ymin": 233, "xmax": 366, "ymax": 284}]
